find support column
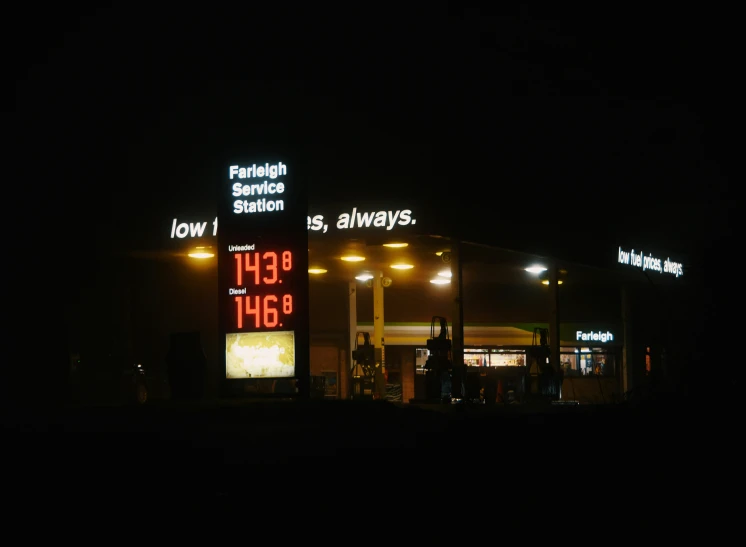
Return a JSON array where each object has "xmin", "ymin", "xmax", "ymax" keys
[
  {"xmin": 621, "ymin": 285, "xmax": 630, "ymax": 397},
  {"xmin": 450, "ymin": 240, "xmax": 464, "ymax": 369},
  {"xmin": 373, "ymin": 270, "xmax": 386, "ymax": 399},
  {"xmin": 450, "ymin": 241, "xmax": 465, "ymax": 400},
  {"xmin": 347, "ymin": 280, "xmax": 357, "ymax": 400},
  {"xmin": 548, "ymin": 262, "xmax": 560, "ymax": 373}
]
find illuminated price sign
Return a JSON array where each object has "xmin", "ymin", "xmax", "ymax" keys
[{"xmin": 217, "ymin": 154, "xmax": 309, "ymax": 389}]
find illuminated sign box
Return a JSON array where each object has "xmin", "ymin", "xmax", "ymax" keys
[{"xmin": 217, "ymin": 154, "xmax": 309, "ymax": 390}]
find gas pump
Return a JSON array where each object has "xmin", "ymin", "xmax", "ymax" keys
[
  {"xmin": 351, "ymin": 332, "xmax": 376, "ymax": 400},
  {"xmin": 526, "ymin": 327, "xmax": 561, "ymax": 402},
  {"xmin": 424, "ymin": 316, "xmax": 453, "ymax": 403}
]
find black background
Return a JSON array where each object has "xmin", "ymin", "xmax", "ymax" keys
[
  {"xmin": 7, "ymin": 1, "xmax": 736, "ymax": 400},
  {"xmin": 10, "ymin": 4, "xmax": 735, "ymax": 262}
]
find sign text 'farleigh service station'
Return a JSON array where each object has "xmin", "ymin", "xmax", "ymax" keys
[{"xmin": 230, "ymin": 162, "xmax": 288, "ymax": 215}]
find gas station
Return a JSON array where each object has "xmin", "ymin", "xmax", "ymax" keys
[{"xmin": 80, "ymin": 152, "xmax": 690, "ymax": 407}]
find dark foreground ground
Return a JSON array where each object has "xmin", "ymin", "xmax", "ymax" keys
[{"xmin": 2, "ymin": 395, "xmax": 738, "ymax": 512}]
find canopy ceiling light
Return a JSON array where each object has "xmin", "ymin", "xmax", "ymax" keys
[
  {"xmin": 383, "ymin": 242, "xmax": 408, "ymax": 248},
  {"xmin": 188, "ymin": 246, "xmax": 215, "ymax": 259},
  {"xmin": 390, "ymin": 263, "xmax": 414, "ymax": 270},
  {"xmin": 355, "ymin": 273, "xmax": 374, "ymax": 281},
  {"xmin": 538, "ymin": 269, "xmax": 567, "ymax": 285},
  {"xmin": 437, "ymin": 270, "xmax": 452, "ymax": 278},
  {"xmin": 430, "ymin": 278, "xmax": 450, "ymax": 284},
  {"xmin": 340, "ymin": 240, "xmax": 366, "ymax": 263},
  {"xmin": 308, "ymin": 268, "xmax": 328, "ymax": 275},
  {"xmin": 524, "ymin": 265, "xmax": 547, "ymax": 274}
]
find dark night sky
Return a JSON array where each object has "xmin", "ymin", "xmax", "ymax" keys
[{"xmin": 9, "ymin": 2, "xmax": 735, "ymax": 294}]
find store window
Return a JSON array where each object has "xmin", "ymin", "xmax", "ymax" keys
[
  {"xmin": 465, "ymin": 348, "xmax": 526, "ymax": 367},
  {"xmin": 560, "ymin": 347, "xmax": 616, "ymax": 377},
  {"xmin": 418, "ymin": 347, "xmax": 528, "ymax": 369},
  {"xmin": 490, "ymin": 349, "xmax": 526, "ymax": 367},
  {"xmin": 464, "ymin": 348, "xmax": 488, "ymax": 367}
]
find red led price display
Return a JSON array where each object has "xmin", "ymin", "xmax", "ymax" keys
[
  {"xmin": 234, "ymin": 294, "xmax": 293, "ymax": 329},
  {"xmin": 234, "ymin": 250, "xmax": 292, "ymax": 285},
  {"xmin": 230, "ymin": 249, "xmax": 295, "ymax": 330}
]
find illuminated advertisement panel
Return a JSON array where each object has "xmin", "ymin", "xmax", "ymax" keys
[{"xmin": 226, "ymin": 331, "xmax": 295, "ymax": 379}]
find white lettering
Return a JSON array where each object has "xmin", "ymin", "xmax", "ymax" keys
[
  {"xmin": 233, "ymin": 198, "xmax": 285, "ymax": 215},
  {"xmin": 169, "ymin": 219, "xmax": 207, "ymax": 238},
  {"xmin": 575, "ymin": 330, "xmax": 614, "ymax": 343},
  {"xmin": 308, "ymin": 215, "xmax": 325, "ymax": 232},
  {"xmin": 617, "ymin": 246, "xmax": 630, "ymax": 265},
  {"xmin": 228, "ymin": 162, "xmax": 286, "ymax": 180},
  {"xmin": 335, "ymin": 209, "xmax": 417, "ymax": 231},
  {"xmin": 233, "ymin": 181, "xmax": 285, "ymax": 197},
  {"xmin": 337, "ymin": 213, "xmax": 351, "ymax": 230},
  {"xmin": 386, "ymin": 210, "xmax": 400, "ymax": 229},
  {"xmin": 398, "ymin": 210, "xmax": 412, "ymax": 225},
  {"xmin": 357, "ymin": 210, "xmax": 376, "ymax": 227},
  {"xmin": 617, "ymin": 246, "xmax": 684, "ymax": 278},
  {"xmin": 189, "ymin": 222, "xmax": 207, "ymax": 237},
  {"xmin": 171, "ymin": 206, "xmax": 415, "ymax": 237}
]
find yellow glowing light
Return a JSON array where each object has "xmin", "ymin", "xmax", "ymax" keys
[
  {"xmin": 341, "ymin": 256, "xmax": 365, "ymax": 262},
  {"xmin": 308, "ymin": 268, "xmax": 328, "ymax": 274},
  {"xmin": 355, "ymin": 273, "xmax": 374, "ymax": 281},
  {"xmin": 430, "ymin": 278, "xmax": 450, "ymax": 284},
  {"xmin": 188, "ymin": 246, "xmax": 214, "ymax": 259},
  {"xmin": 525, "ymin": 265, "xmax": 547, "ymax": 274},
  {"xmin": 390, "ymin": 264, "xmax": 414, "ymax": 270},
  {"xmin": 438, "ymin": 270, "xmax": 452, "ymax": 278},
  {"xmin": 383, "ymin": 242, "xmax": 408, "ymax": 248},
  {"xmin": 541, "ymin": 280, "xmax": 563, "ymax": 285}
]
